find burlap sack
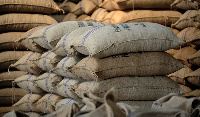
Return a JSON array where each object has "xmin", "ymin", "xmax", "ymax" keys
[
  {"xmin": 59, "ymin": 1, "xmax": 76, "ymax": 13},
  {"xmin": 55, "ymin": 78, "xmax": 81, "ymax": 99},
  {"xmin": 168, "ymin": 27, "xmax": 180, "ymax": 35},
  {"xmin": 33, "ymin": 73, "xmax": 63, "ymax": 93},
  {"xmin": 172, "ymin": 10, "xmax": 200, "ymax": 29},
  {"xmin": 74, "ymin": 76, "xmax": 184, "ymax": 101},
  {"xmin": 62, "ymin": 13, "xmax": 77, "ymax": 21},
  {"xmin": 0, "ymin": 0, "xmax": 62, "ymax": 14},
  {"xmin": 10, "ymin": 52, "xmax": 43, "ymax": 74},
  {"xmin": 13, "ymin": 94, "xmax": 43, "ymax": 112},
  {"xmin": 35, "ymin": 94, "xmax": 63, "ymax": 113},
  {"xmin": 0, "ymin": 13, "xmax": 58, "ymax": 32},
  {"xmin": 90, "ymin": 8, "xmax": 109, "ymax": 22},
  {"xmin": 0, "ymin": 51, "xmax": 30, "ymax": 70},
  {"xmin": 32, "ymin": 51, "xmax": 63, "ymax": 71},
  {"xmin": 19, "ymin": 26, "xmax": 49, "ymax": 53},
  {"xmin": 0, "ymin": 71, "xmax": 27, "ymax": 88},
  {"xmin": 90, "ymin": 0, "xmax": 103, "ymax": 5},
  {"xmin": 29, "ymin": 21, "xmax": 106, "ymax": 49},
  {"xmin": 118, "ymin": 101, "xmax": 154, "ymax": 109},
  {"xmin": 25, "ymin": 112, "xmax": 42, "ymax": 117},
  {"xmin": 167, "ymin": 67, "xmax": 193, "ymax": 85},
  {"xmin": 76, "ymin": 14, "xmax": 89, "ymax": 21},
  {"xmin": 124, "ymin": 10, "xmax": 182, "ymax": 26},
  {"xmin": 0, "ymin": 32, "xmax": 26, "ymax": 50},
  {"xmin": 52, "ymin": 26, "xmax": 96, "ymax": 56},
  {"xmin": 55, "ymin": 98, "xmax": 83, "ymax": 111},
  {"xmin": 183, "ymin": 89, "xmax": 200, "ymax": 97},
  {"xmin": 51, "ymin": 56, "xmax": 82, "ymax": 77},
  {"xmin": 50, "ymin": 15, "xmax": 66, "ymax": 23},
  {"xmin": 177, "ymin": 27, "xmax": 200, "ymax": 45},
  {"xmin": 14, "ymin": 74, "xmax": 44, "ymax": 93},
  {"xmin": 84, "ymin": 16, "xmax": 92, "ymax": 21},
  {"xmin": 72, "ymin": 52, "xmax": 184, "ymax": 80},
  {"xmin": 185, "ymin": 68, "xmax": 200, "ymax": 87},
  {"xmin": 101, "ymin": 10, "xmax": 126, "ymax": 24},
  {"xmin": 72, "ymin": 22, "xmax": 185, "ymax": 58},
  {"xmin": 99, "ymin": 0, "xmax": 133, "ymax": 11},
  {"xmin": 179, "ymin": 85, "xmax": 193, "ymax": 93},
  {"xmin": 0, "ymin": 88, "xmax": 28, "ymax": 106},
  {"xmin": 0, "ymin": 107, "xmax": 20, "ymax": 117},
  {"xmin": 187, "ymin": 50, "xmax": 200, "ymax": 66},
  {"xmin": 71, "ymin": 0, "xmax": 97, "ymax": 15},
  {"xmin": 171, "ymin": 0, "xmax": 199, "ymax": 10}
]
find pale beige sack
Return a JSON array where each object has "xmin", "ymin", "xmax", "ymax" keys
[
  {"xmin": 71, "ymin": 0, "xmax": 97, "ymax": 15},
  {"xmin": 55, "ymin": 78, "xmax": 81, "ymax": 99},
  {"xmin": 167, "ymin": 67, "xmax": 193, "ymax": 85},
  {"xmin": 62, "ymin": 13, "xmax": 77, "ymax": 21},
  {"xmin": 0, "ymin": 13, "xmax": 58, "ymax": 32},
  {"xmin": 59, "ymin": 0, "xmax": 76, "ymax": 13},
  {"xmin": 101, "ymin": 11, "xmax": 126, "ymax": 24},
  {"xmin": 99, "ymin": 0, "xmax": 133, "ymax": 11},
  {"xmin": 74, "ymin": 76, "xmax": 184, "ymax": 101},
  {"xmin": 172, "ymin": 10, "xmax": 200, "ymax": 29},
  {"xmin": 124, "ymin": 10, "xmax": 182, "ymax": 26},
  {"xmin": 0, "ymin": 88, "xmax": 28, "ymax": 106},
  {"xmin": 33, "ymin": 72, "xmax": 63, "ymax": 93},
  {"xmin": 55, "ymin": 98, "xmax": 83, "ymax": 111},
  {"xmin": 0, "ymin": 0, "xmax": 63, "ymax": 14},
  {"xmin": 19, "ymin": 26, "xmax": 49, "ymax": 53},
  {"xmin": 0, "ymin": 51, "xmax": 30, "ymax": 70},
  {"xmin": 171, "ymin": 0, "xmax": 199, "ymax": 10},
  {"xmin": 72, "ymin": 52, "xmax": 184, "ymax": 80},
  {"xmin": 0, "ymin": 71, "xmax": 27, "ymax": 87},
  {"xmin": 77, "ymin": 14, "xmax": 89, "ymax": 21},
  {"xmin": 29, "ymin": 21, "xmax": 106, "ymax": 49},
  {"xmin": 183, "ymin": 89, "xmax": 200, "ymax": 97},
  {"xmin": 32, "ymin": 51, "xmax": 63, "ymax": 71},
  {"xmin": 177, "ymin": 27, "xmax": 200, "ymax": 46},
  {"xmin": 0, "ymin": 32, "xmax": 26, "ymax": 50},
  {"xmin": 51, "ymin": 56, "xmax": 82, "ymax": 77},
  {"xmin": 90, "ymin": 8, "xmax": 109, "ymax": 22},
  {"xmin": 187, "ymin": 50, "xmax": 200, "ymax": 66},
  {"xmin": 14, "ymin": 74, "xmax": 44, "ymax": 93},
  {"xmin": 185, "ymin": 68, "xmax": 200, "ymax": 87},
  {"xmin": 13, "ymin": 94, "xmax": 43, "ymax": 112},
  {"xmin": 72, "ymin": 22, "xmax": 185, "ymax": 58},
  {"xmin": 179, "ymin": 85, "xmax": 193, "ymax": 93},
  {"xmin": 10, "ymin": 52, "xmax": 43, "ymax": 74},
  {"xmin": 35, "ymin": 94, "xmax": 63, "ymax": 113},
  {"xmin": 52, "ymin": 26, "xmax": 97, "ymax": 56}
]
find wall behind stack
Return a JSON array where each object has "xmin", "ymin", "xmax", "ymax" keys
[{"xmin": 0, "ymin": 0, "xmax": 61, "ymax": 116}]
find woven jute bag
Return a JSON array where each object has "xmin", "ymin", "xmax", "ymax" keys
[{"xmin": 187, "ymin": 50, "xmax": 200, "ymax": 66}]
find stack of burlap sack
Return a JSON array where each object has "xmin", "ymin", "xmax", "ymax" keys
[
  {"xmin": 9, "ymin": 20, "xmax": 188, "ymax": 116},
  {"xmin": 0, "ymin": 0, "xmax": 62, "ymax": 116}
]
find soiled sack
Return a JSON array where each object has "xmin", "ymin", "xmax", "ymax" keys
[
  {"xmin": 0, "ymin": 0, "xmax": 62, "ymax": 14},
  {"xmin": 74, "ymin": 76, "xmax": 184, "ymax": 101},
  {"xmin": 0, "ymin": 88, "xmax": 28, "ymax": 106},
  {"xmin": 101, "ymin": 11, "xmax": 127, "ymax": 24},
  {"xmin": 0, "ymin": 32, "xmax": 26, "ymax": 50},
  {"xmin": 0, "ymin": 71, "xmax": 27, "ymax": 88},
  {"xmin": 13, "ymin": 94, "xmax": 43, "ymax": 112},
  {"xmin": 52, "ymin": 56, "xmax": 82, "ymax": 77},
  {"xmin": 0, "ymin": 51, "xmax": 30, "ymax": 70},
  {"xmin": 14, "ymin": 74, "xmax": 44, "ymax": 93},
  {"xmin": 90, "ymin": 8, "xmax": 109, "ymax": 22},
  {"xmin": 32, "ymin": 51, "xmax": 63, "ymax": 71},
  {"xmin": 34, "ymin": 73, "xmax": 63, "ymax": 93},
  {"xmin": 0, "ymin": 13, "xmax": 58, "ymax": 32},
  {"xmin": 124, "ymin": 10, "xmax": 182, "ymax": 26},
  {"xmin": 177, "ymin": 27, "xmax": 200, "ymax": 45},
  {"xmin": 55, "ymin": 98, "xmax": 83, "ymax": 111},
  {"xmin": 19, "ymin": 26, "xmax": 49, "ymax": 52},
  {"xmin": 187, "ymin": 50, "xmax": 200, "ymax": 66},
  {"xmin": 35, "ymin": 94, "xmax": 63, "ymax": 113},
  {"xmin": 29, "ymin": 21, "xmax": 106, "ymax": 49},
  {"xmin": 171, "ymin": 0, "xmax": 199, "ymax": 10},
  {"xmin": 72, "ymin": 22, "xmax": 185, "ymax": 58},
  {"xmin": 55, "ymin": 78, "xmax": 81, "ymax": 99},
  {"xmin": 62, "ymin": 13, "xmax": 77, "ymax": 21},
  {"xmin": 172, "ymin": 10, "xmax": 200, "ymax": 29},
  {"xmin": 10, "ymin": 52, "xmax": 43, "ymax": 74},
  {"xmin": 167, "ymin": 68, "xmax": 193, "ymax": 85},
  {"xmin": 71, "ymin": 0, "xmax": 97, "ymax": 15},
  {"xmin": 72, "ymin": 52, "xmax": 184, "ymax": 80},
  {"xmin": 185, "ymin": 68, "xmax": 200, "ymax": 87},
  {"xmin": 59, "ymin": 1, "xmax": 76, "ymax": 13}
]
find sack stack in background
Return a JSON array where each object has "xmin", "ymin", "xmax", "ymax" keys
[{"xmin": 0, "ymin": 0, "xmax": 62, "ymax": 116}]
